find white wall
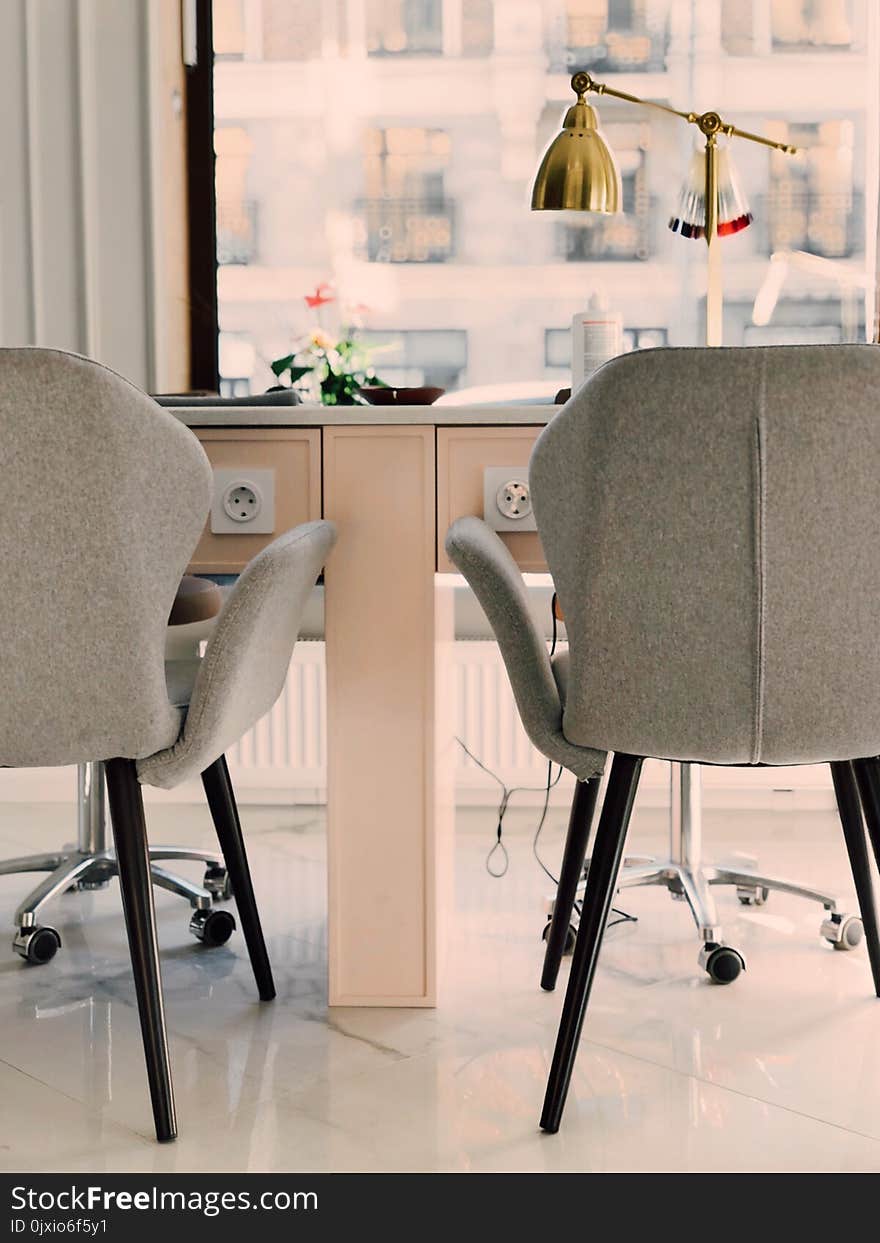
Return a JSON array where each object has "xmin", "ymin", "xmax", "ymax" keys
[{"xmin": 0, "ymin": 0, "xmax": 187, "ymax": 390}]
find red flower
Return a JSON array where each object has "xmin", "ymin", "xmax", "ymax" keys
[{"xmin": 305, "ymin": 282, "xmax": 335, "ymax": 309}]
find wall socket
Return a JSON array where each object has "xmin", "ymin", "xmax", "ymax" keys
[
  {"xmin": 210, "ymin": 467, "xmax": 276, "ymax": 535},
  {"xmin": 483, "ymin": 466, "xmax": 537, "ymax": 532}
]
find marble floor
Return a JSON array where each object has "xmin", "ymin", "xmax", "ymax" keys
[{"xmin": 1, "ymin": 791, "xmax": 880, "ymax": 1173}]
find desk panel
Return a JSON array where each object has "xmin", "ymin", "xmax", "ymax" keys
[
  {"xmin": 436, "ymin": 426, "xmax": 547, "ymax": 572},
  {"xmin": 189, "ymin": 428, "xmax": 321, "ymax": 573}
]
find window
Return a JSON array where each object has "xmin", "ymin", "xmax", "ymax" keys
[
  {"xmin": 358, "ymin": 127, "xmax": 454, "ymax": 262},
  {"xmin": 546, "ymin": 0, "xmax": 670, "ymax": 73},
  {"xmin": 366, "ymin": 0, "xmax": 443, "ymax": 55},
  {"xmin": 722, "ymin": 0, "xmax": 861, "ymax": 55},
  {"xmin": 359, "ymin": 329, "xmax": 468, "ymax": 389},
  {"xmin": 771, "ymin": 0, "xmax": 854, "ymax": 51},
  {"xmin": 207, "ymin": 1, "xmax": 877, "ymax": 396},
  {"xmin": 759, "ymin": 121, "xmax": 861, "ymax": 260},
  {"xmin": 215, "ymin": 128, "xmax": 257, "ymax": 265},
  {"xmin": 545, "ymin": 325, "xmax": 667, "ymax": 369},
  {"xmin": 213, "ymin": 0, "xmax": 246, "ymax": 58},
  {"xmin": 218, "ymin": 334, "xmax": 255, "ymax": 396}
]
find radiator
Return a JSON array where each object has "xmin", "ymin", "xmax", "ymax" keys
[{"xmin": 225, "ymin": 640, "xmax": 560, "ymax": 802}]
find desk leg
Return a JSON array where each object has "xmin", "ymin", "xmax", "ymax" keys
[{"xmin": 323, "ymin": 427, "xmax": 453, "ymax": 1006}]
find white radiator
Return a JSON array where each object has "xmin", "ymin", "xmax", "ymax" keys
[
  {"xmin": 224, "ymin": 640, "xmax": 569, "ymax": 804},
  {"xmin": 227, "ymin": 640, "xmax": 328, "ymax": 800}
]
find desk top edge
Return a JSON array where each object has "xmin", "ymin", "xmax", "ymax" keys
[{"xmin": 173, "ymin": 404, "xmax": 558, "ymax": 429}]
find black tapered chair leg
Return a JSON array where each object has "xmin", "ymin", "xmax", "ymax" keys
[
  {"xmin": 844, "ymin": 758, "xmax": 880, "ymax": 996},
  {"xmin": 202, "ymin": 754, "xmax": 275, "ymax": 1001},
  {"xmin": 105, "ymin": 758, "xmax": 177, "ymax": 1143},
  {"xmin": 541, "ymin": 753, "xmax": 643, "ymax": 1134},
  {"xmin": 541, "ymin": 776, "xmax": 601, "ymax": 992}
]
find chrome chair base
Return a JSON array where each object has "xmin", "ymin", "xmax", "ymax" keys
[
  {"xmin": 3, "ymin": 762, "xmax": 227, "ymax": 962},
  {"xmin": 547, "ymin": 762, "xmax": 863, "ymax": 980}
]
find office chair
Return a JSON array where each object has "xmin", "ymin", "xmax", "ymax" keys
[
  {"xmin": 446, "ymin": 343, "xmax": 880, "ymax": 1132},
  {"xmin": 4, "ymin": 578, "xmax": 233, "ymax": 965},
  {"xmin": 0, "ymin": 347, "xmax": 336, "ymax": 1141}
]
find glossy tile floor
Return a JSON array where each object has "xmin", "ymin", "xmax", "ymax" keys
[{"xmin": 1, "ymin": 792, "xmax": 880, "ymax": 1172}]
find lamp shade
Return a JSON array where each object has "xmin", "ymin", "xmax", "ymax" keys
[
  {"xmin": 668, "ymin": 146, "xmax": 752, "ymax": 240},
  {"xmin": 531, "ymin": 98, "xmax": 621, "ymax": 213}
]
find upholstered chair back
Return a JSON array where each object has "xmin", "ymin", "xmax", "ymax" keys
[
  {"xmin": 0, "ymin": 348, "xmax": 212, "ymax": 766},
  {"xmin": 529, "ymin": 344, "xmax": 880, "ymax": 766}
]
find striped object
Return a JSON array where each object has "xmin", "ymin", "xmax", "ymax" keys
[{"xmin": 669, "ymin": 146, "xmax": 753, "ymax": 241}]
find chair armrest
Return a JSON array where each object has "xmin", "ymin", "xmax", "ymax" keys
[
  {"xmin": 139, "ymin": 520, "xmax": 336, "ymax": 789},
  {"xmin": 444, "ymin": 517, "xmax": 604, "ymax": 780}
]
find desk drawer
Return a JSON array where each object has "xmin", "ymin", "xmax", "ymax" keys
[
  {"xmin": 189, "ymin": 428, "xmax": 321, "ymax": 573},
  {"xmin": 436, "ymin": 426, "xmax": 546, "ymax": 572}
]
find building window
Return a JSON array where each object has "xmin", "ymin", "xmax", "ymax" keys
[
  {"xmin": 218, "ymin": 335, "xmax": 255, "ymax": 396},
  {"xmin": 772, "ymin": 0, "xmax": 854, "ymax": 51},
  {"xmin": 462, "ymin": 0, "xmax": 494, "ymax": 56},
  {"xmin": 261, "ymin": 0, "xmax": 324, "ymax": 60},
  {"xmin": 546, "ymin": 0, "xmax": 670, "ymax": 73},
  {"xmin": 213, "ymin": 0, "xmax": 246, "ymax": 59},
  {"xmin": 366, "ymin": 0, "xmax": 443, "ymax": 56},
  {"xmin": 359, "ymin": 329, "xmax": 467, "ymax": 390},
  {"xmin": 757, "ymin": 120, "xmax": 861, "ymax": 259},
  {"xmin": 215, "ymin": 127, "xmax": 257, "ymax": 265},
  {"xmin": 742, "ymin": 299, "xmax": 860, "ymax": 344},
  {"xmin": 545, "ymin": 326, "xmax": 667, "ymax": 368},
  {"xmin": 723, "ymin": 0, "xmax": 858, "ymax": 54},
  {"xmin": 359, "ymin": 127, "xmax": 454, "ymax": 262}
]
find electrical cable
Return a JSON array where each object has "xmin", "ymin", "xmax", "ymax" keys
[{"xmin": 458, "ymin": 586, "xmax": 637, "ymax": 929}]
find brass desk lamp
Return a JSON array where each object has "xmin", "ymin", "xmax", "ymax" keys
[{"xmin": 532, "ymin": 71, "xmax": 799, "ymax": 346}]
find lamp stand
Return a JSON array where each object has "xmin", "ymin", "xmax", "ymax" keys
[{"xmin": 704, "ymin": 134, "xmax": 724, "ymax": 348}]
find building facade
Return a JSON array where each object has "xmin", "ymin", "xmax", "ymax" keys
[{"xmin": 212, "ymin": 0, "xmax": 878, "ymax": 396}]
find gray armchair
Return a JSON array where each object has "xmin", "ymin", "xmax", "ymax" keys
[
  {"xmin": 446, "ymin": 343, "xmax": 880, "ymax": 1133},
  {"xmin": 0, "ymin": 347, "xmax": 336, "ymax": 1142}
]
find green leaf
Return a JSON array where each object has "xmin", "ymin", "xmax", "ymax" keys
[{"xmin": 270, "ymin": 353, "xmax": 296, "ymax": 377}]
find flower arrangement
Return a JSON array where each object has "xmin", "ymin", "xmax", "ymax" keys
[{"xmin": 270, "ymin": 284, "xmax": 387, "ymax": 406}]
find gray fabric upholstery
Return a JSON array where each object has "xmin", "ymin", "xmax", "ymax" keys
[
  {"xmin": 0, "ymin": 348, "xmax": 211, "ymax": 766},
  {"xmin": 529, "ymin": 343, "xmax": 880, "ymax": 766},
  {"xmin": 444, "ymin": 517, "xmax": 605, "ymax": 779},
  {"xmin": 139, "ymin": 521, "xmax": 336, "ymax": 788}
]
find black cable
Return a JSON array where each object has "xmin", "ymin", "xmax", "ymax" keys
[
  {"xmin": 533, "ymin": 761, "xmax": 563, "ymax": 882},
  {"xmin": 460, "ymin": 587, "xmax": 636, "ymax": 928},
  {"xmin": 455, "ymin": 737, "xmax": 563, "ymax": 877}
]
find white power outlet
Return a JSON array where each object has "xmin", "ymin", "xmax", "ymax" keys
[
  {"xmin": 210, "ymin": 468, "xmax": 276, "ymax": 535},
  {"xmin": 483, "ymin": 466, "xmax": 537, "ymax": 532}
]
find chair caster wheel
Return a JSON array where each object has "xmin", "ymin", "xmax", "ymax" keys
[
  {"xmin": 203, "ymin": 865, "xmax": 232, "ymax": 901},
  {"xmin": 190, "ymin": 907, "xmax": 236, "ymax": 947},
  {"xmin": 699, "ymin": 941, "xmax": 744, "ymax": 984},
  {"xmin": 13, "ymin": 925, "xmax": 61, "ymax": 965},
  {"xmin": 737, "ymin": 885, "xmax": 768, "ymax": 906},
  {"xmin": 821, "ymin": 911, "xmax": 863, "ymax": 950},
  {"xmin": 541, "ymin": 918, "xmax": 577, "ymax": 955}
]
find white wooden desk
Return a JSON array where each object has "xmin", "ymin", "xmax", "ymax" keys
[{"xmin": 177, "ymin": 404, "xmax": 556, "ymax": 1006}]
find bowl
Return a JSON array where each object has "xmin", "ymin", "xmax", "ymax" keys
[{"xmin": 359, "ymin": 385, "xmax": 446, "ymax": 406}]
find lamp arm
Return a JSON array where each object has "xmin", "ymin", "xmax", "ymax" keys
[
  {"xmin": 572, "ymin": 72, "xmax": 798, "ymax": 155},
  {"xmin": 724, "ymin": 124, "xmax": 797, "ymax": 155}
]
